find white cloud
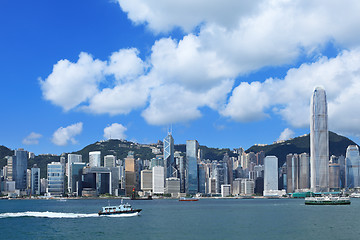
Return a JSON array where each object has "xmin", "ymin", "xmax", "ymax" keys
[
  {"xmin": 22, "ymin": 132, "xmax": 42, "ymax": 145},
  {"xmin": 52, "ymin": 122, "xmax": 83, "ymax": 146},
  {"xmin": 116, "ymin": 0, "xmax": 262, "ymax": 33},
  {"xmin": 40, "ymin": 52, "xmax": 106, "ymax": 111},
  {"xmin": 41, "ymin": 1, "xmax": 360, "ymax": 129},
  {"xmin": 104, "ymin": 123, "xmax": 127, "ymax": 140},
  {"xmin": 142, "ymin": 79, "xmax": 233, "ymax": 125},
  {"xmin": 223, "ymin": 48, "xmax": 360, "ymax": 136},
  {"xmin": 106, "ymin": 48, "xmax": 146, "ymax": 82},
  {"xmin": 278, "ymin": 128, "xmax": 295, "ymax": 141}
]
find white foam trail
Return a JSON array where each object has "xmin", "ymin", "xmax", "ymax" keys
[{"xmin": 0, "ymin": 211, "xmax": 139, "ymax": 218}]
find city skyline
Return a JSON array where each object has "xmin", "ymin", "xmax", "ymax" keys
[{"xmin": 2, "ymin": 1, "xmax": 360, "ymax": 155}]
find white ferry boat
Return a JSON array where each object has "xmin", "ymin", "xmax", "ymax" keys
[
  {"xmin": 305, "ymin": 195, "xmax": 351, "ymax": 205},
  {"xmin": 98, "ymin": 201, "xmax": 142, "ymax": 216}
]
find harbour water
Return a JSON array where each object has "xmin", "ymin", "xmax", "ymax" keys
[{"xmin": 0, "ymin": 198, "xmax": 359, "ymax": 240}]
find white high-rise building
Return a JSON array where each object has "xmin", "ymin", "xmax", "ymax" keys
[
  {"xmin": 104, "ymin": 155, "xmax": 116, "ymax": 168},
  {"xmin": 89, "ymin": 151, "xmax": 101, "ymax": 167},
  {"xmin": 263, "ymin": 156, "xmax": 279, "ymax": 196},
  {"xmin": 345, "ymin": 145, "xmax": 360, "ymax": 189},
  {"xmin": 152, "ymin": 166, "xmax": 164, "ymax": 194},
  {"xmin": 67, "ymin": 154, "xmax": 82, "ymax": 193},
  {"xmin": 310, "ymin": 87, "xmax": 329, "ymax": 192}
]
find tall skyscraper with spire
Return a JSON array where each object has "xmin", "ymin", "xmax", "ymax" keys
[
  {"xmin": 164, "ymin": 131, "xmax": 175, "ymax": 178},
  {"xmin": 310, "ymin": 86, "xmax": 329, "ymax": 192}
]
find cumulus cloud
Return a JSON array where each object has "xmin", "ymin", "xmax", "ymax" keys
[
  {"xmin": 104, "ymin": 123, "xmax": 127, "ymax": 140},
  {"xmin": 52, "ymin": 122, "xmax": 83, "ymax": 146},
  {"xmin": 278, "ymin": 128, "xmax": 295, "ymax": 141},
  {"xmin": 41, "ymin": 1, "xmax": 360, "ymax": 130},
  {"xmin": 40, "ymin": 52, "xmax": 106, "ymax": 111},
  {"xmin": 142, "ymin": 79, "xmax": 233, "ymax": 125},
  {"xmin": 116, "ymin": 0, "xmax": 262, "ymax": 33},
  {"xmin": 22, "ymin": 132, "xmax": 42, "ymax": 145},
  {"xmin": 223, "ymin": 48, "xmax": 360, "ymax": 136}
]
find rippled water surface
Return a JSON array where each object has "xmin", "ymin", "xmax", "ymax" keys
[{"xmin": 0, "ymin": 198, "xmax": 359, "ymax": 239}]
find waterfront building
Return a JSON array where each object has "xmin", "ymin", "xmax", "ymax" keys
[
  {"xmin": 40, "ymin": 178, "xmax": 47, "ymax": 194},
  {"xmin": 71, "ymin": 162, "xmax": 86, "ymax": 196},
  {"xmin": 13, "ymin": 149, "xmax": 28, "ymax": 190},
  {"xmin": 221, "ymin": 184, "xmax": 231, "ymax": 197},
  {"xmin": 186, "ymin": 140, "xmax": 199, "ymax": 194},
  {"xmin": 164, "ymin": 132, "xmax": 175, "ymax": 178},
  {"xmin": 125, "ymin": 151, "xmax": 137, "ymax": 196},
  {"xmin": 152, "ymin": 166, "xmax": 164, "ymax": 194},
  {"xmin": 208, "ymin": 178, "xmax": 217, "ymax": 194},
  {"xmin": 345, "ymin": 145, "xmax": 360, "ymax": 189},
  {"xmin": 286, "ymin": 154, "xmax": 299, "ymax": 193},
  {"xmin": 140, "ymin": 169, "xmax": 152, "ymax": 192},
  {"xmin": 30, "ymin": 164, "xmax": 40, "ymax": 195},
  {"xmin": 89, "ymin": 151, "xmax": 101, "ymax": 167},
  {"xmin": 47, "ymin": 162, "xmax": 64, "ymax": 196},
  {"xmin": 198, "ymin": 163, "xmax": 207, "ymax": 194},
  {"xmin": 165, "ymin": 177, "xmax": 180, "ymax": 195},
  {"xmin": 338, "ymin": 155, "xmax": 346, "ymax": 188},
  {"xmin": 329, "ymin": 156, "xmax": 340, "ymax": 190},
  {"xmin": 241, "ymin": 179, "xmax": 255, "ymax": 195},
  {"xmin": 104, "ymin": 155, "xmax": 116, "ymax": 168},
  {"xmin": 232, "ymin": 178, "xmax": 241, "ymax": 196},
  {"xmin": 81, "ymin": 166, "xmax": 119, "ymax": 196},
  {"xmin": 299, "ymin": 153, "xmax": 310, "ymax": 190},
  {"xmin": 263, "ymin": 156, "xmax": 279, "ymax": 196},
  {"xmin": 27, "ymin": 169, "xmax": 32, "ymax": 190},
  {"xmin": 67, "ymin": 154, "xmax": 82, "ymax": 193},
  {"xmin": 310, "ymin": 86, "xmax": 329, "ymax": 192}
]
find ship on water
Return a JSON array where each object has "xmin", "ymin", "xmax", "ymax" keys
[
  {"xmin": 305, "ymin": 195, "xmax": 351, "ymax": 205},
  {"xmin": 179, "ymin": 197, "xmax": 199, "ymax": 202},
  {"xmin": 98, "ymin": 200, "xmax": 142, "ymax": 216}
]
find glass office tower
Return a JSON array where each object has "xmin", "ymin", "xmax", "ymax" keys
[
  {"xmin": 310, "ymin": 86, "xmax": 329, "ymax": 192},
  {"xmin": 186, "ymin": 140, "xmax": 199, "ymax": 194}
]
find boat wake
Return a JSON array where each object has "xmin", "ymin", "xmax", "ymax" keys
[{"xmin": 0, "ymin": 211, "xmax": 139, "ymax": 219}]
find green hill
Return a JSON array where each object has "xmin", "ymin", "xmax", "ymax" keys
[
  {"xmin": 246, "ymin": 131, "xmax": 358, "ymax": 167},
  {"xmin": 0, "ymin": 145, "xmax": 13, "ymax": 169},
  {"xmin": 72, "ymin": 139, "xmax": 156, "ymax": 164}
]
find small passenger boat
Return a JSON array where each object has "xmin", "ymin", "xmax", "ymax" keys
[
  {"xmin": 98, "ymin": 200, "xmax": 142, "ymax": 216},
  {"xmin": 179, "ymin": 197, "xmax": 199, "ymax": 202}
]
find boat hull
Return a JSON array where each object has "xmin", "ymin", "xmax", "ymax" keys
[
  {"xmin": 179, "ymin": 198, "xmax": 199, "ymax": 202},
  {"xmin": 305, "ymin": 201, "xmax": 350, "ymax": 205},
  {"xmin": 98, "ymin": 209, "xmax": 142, "ymax": 216}
]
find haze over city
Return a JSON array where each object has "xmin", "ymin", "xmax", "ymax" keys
[{"xmin": 2, "ymin": 0, "xmax": 360, "ymax": 155}]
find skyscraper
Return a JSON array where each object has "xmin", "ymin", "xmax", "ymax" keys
[
  {"xmin": 263, "ymin": 156, "xmax": 279, "ymax": 196},
  {"xmin": 104, "ymin": 155, "xmax": 116, "ymax": 168},
  {"xmin": 163, "ymin": 132, "xmax": 175, "ymax": 178},
  {"xmin": 299, "ymin": 153, "xmax": 310, "ymax": 190},
  {"xmin": 345, "ymin": 145, "xmax": 360, "ymax": 189},
  {"xmin": 67, "ymin": 154, "xmax": 82, "ymax": 193},
  {"xmin": 31, "ymin": 164, "xmax": 40, "ymax": 195},
  {"xmin": 186, "ymin": 140, "xmax": 199, "ymax": 194},
  {"xmin": 310, "ymin": 87, "xmax": 329, "ymax": 192},
  {"xmin": 13, "ymin": 149, "xmax": 28, "ymax": 190},
  {"xmin": 89, "ymin": 151, "xmax": 101, "ymax": 167},
  {"xmin": 47, "ymin": 162, "xmax": 64, "ymax": 196}
]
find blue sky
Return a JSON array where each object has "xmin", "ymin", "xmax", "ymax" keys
[{"xmin": 1, "ymin": 0, "xmax": 360, "ymax": 155}]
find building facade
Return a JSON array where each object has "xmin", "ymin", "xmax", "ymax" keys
[
  {"xmin": 164, "ymin": 133, "xmax": 175, "ymax": 178},
  {"xmin": 89, "ymin": 151, "xmax": 101, "ymax": 167},
  {"xmin": 263, "ymin": 156, "xmax": 278, "ymax": 196},
  {"xmin": 345, "ymin": 145, "xmax": 360, "ymax": 189},
  {"xmin": 310, "ymin": 86, "xmax": 329, "ymax": 192},
  {"xmin": 47, "ymin": 162, "xmax": 64, "ymax": 196},
  {"xmin": 186, "ymin": 140, "xmax": 199, "ymax": 195}
]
